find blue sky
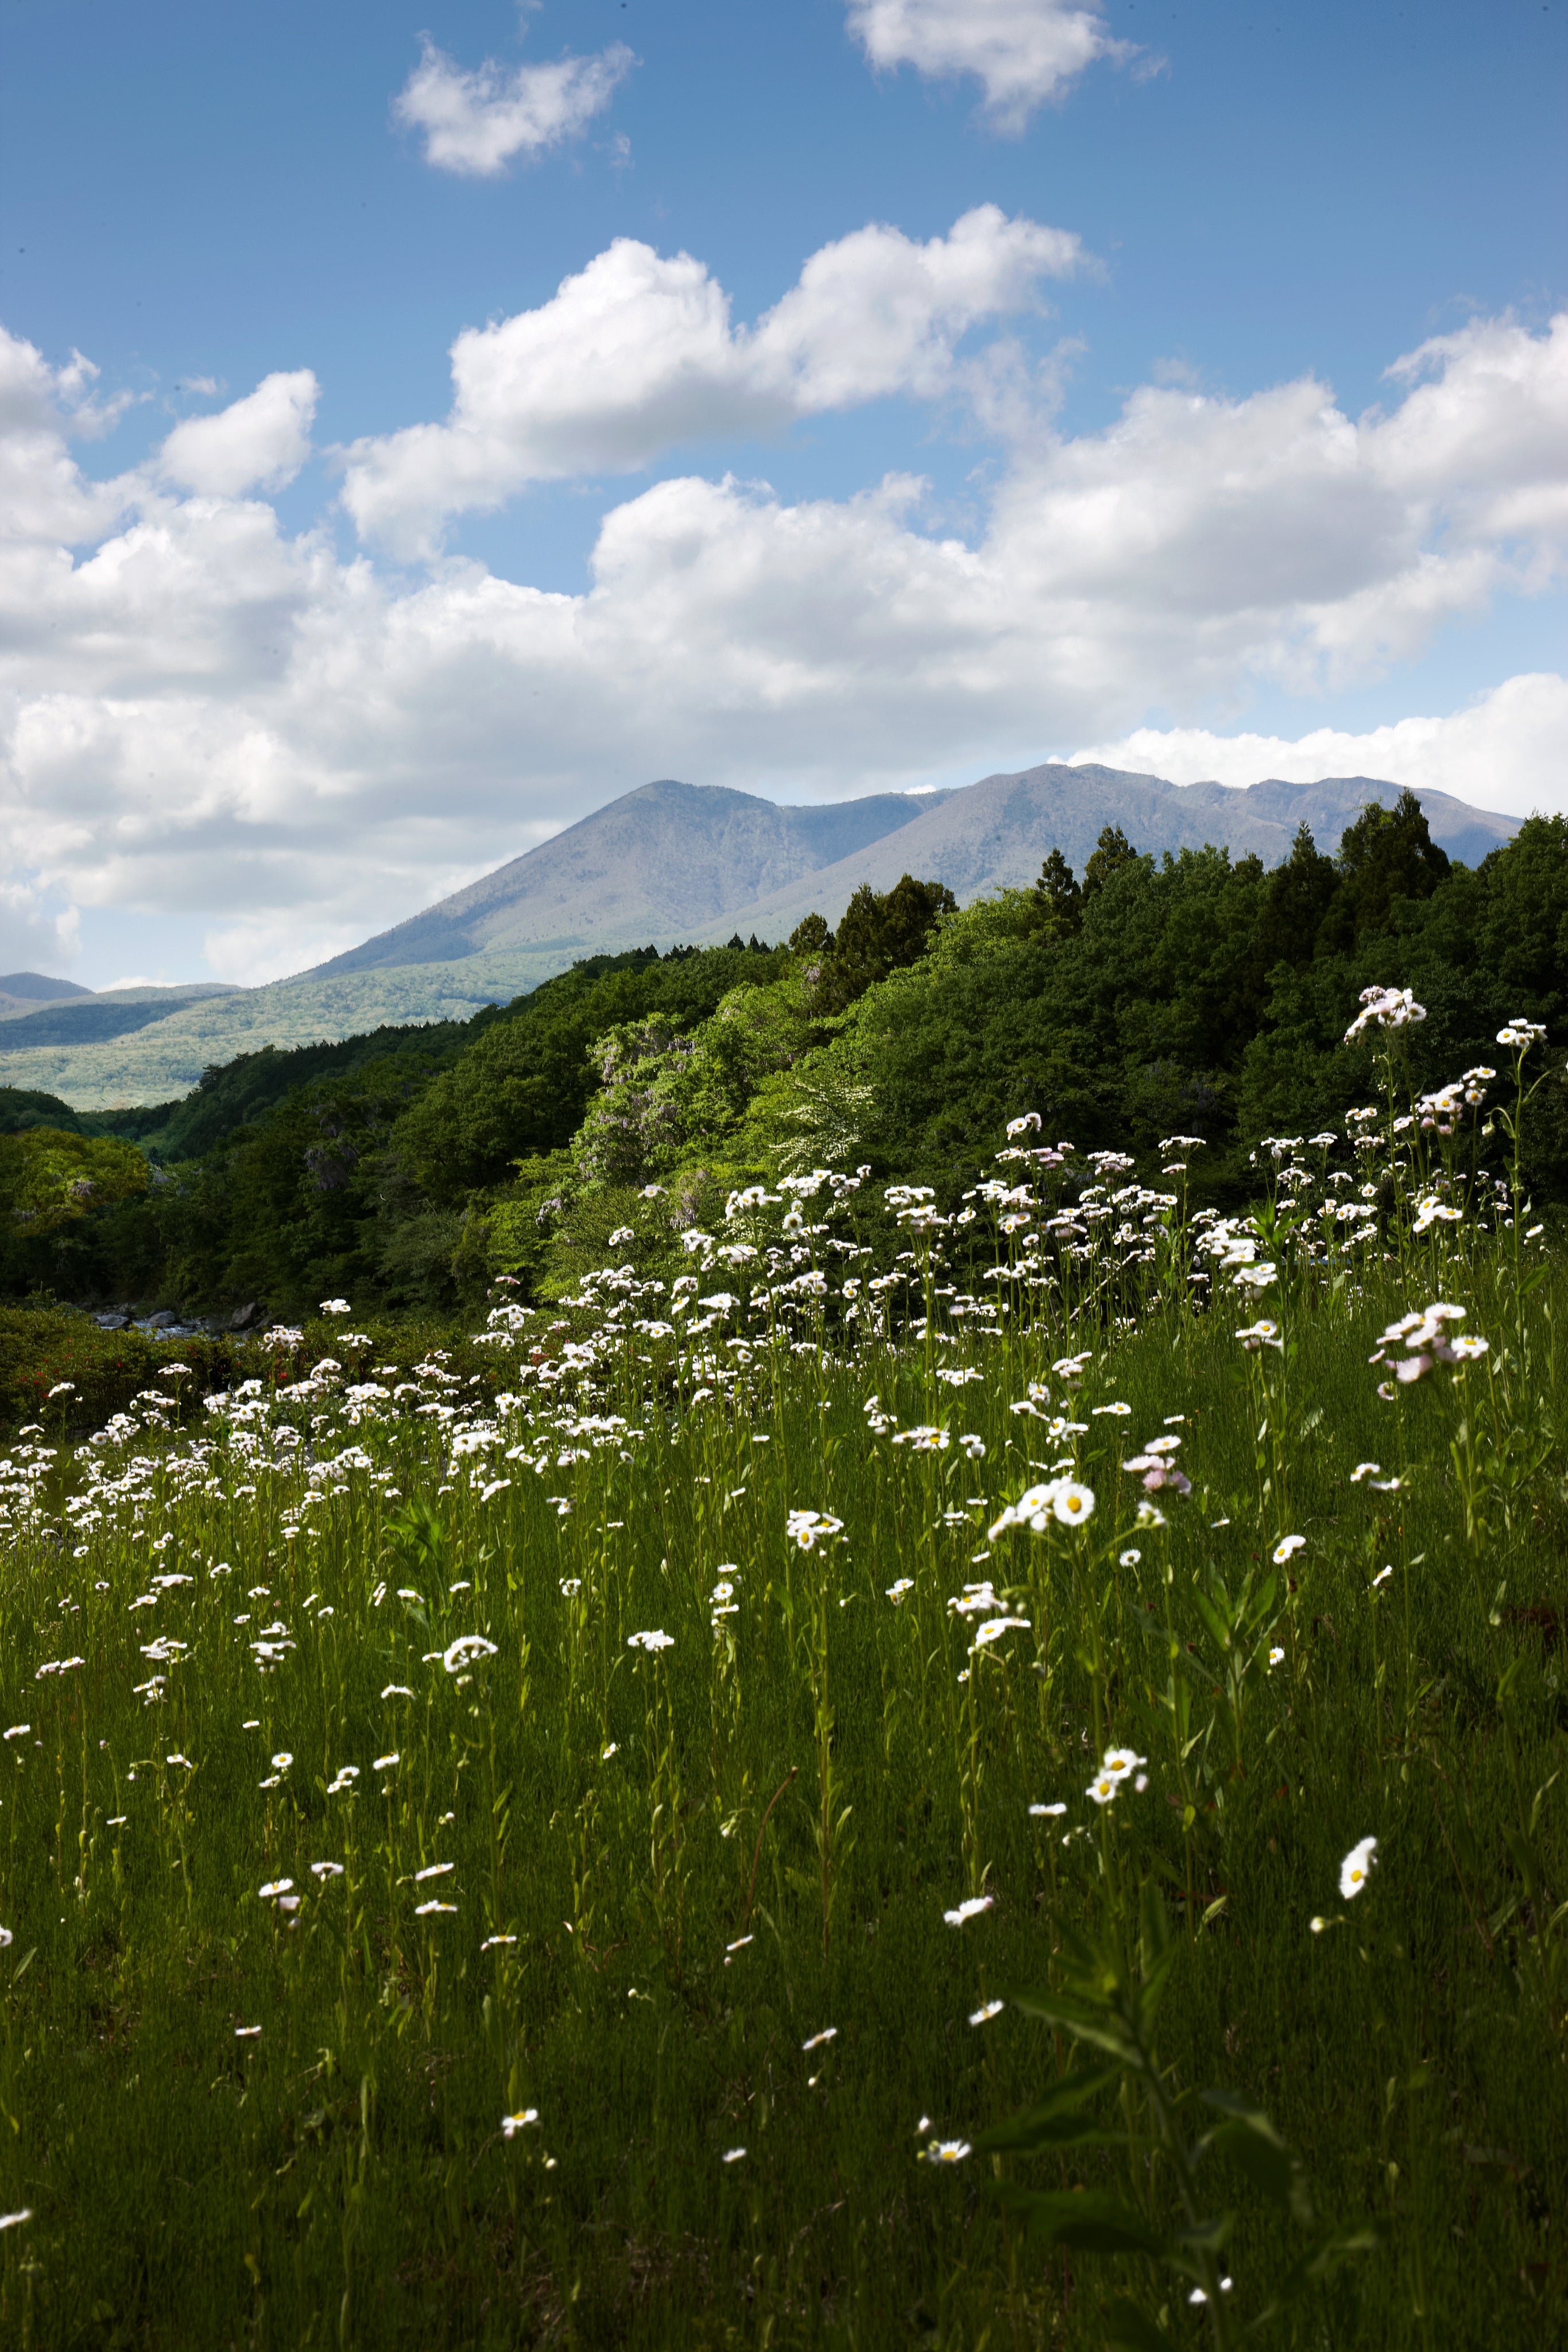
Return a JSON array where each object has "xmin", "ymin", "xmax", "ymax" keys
[{"xmin": 1, "ymin": 0, "xmax": 1563, "ymax": 986}]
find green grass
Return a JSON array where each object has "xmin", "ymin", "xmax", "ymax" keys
[{"xmin": 0, "ymin": 1170, "xmax": 1563, "ymax": 2350}]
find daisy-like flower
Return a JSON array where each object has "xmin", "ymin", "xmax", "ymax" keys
[
  {"xmin": 501, "ymin": 2110, "xmax": 539, "ymax": 2137},
  {"xmin": 443, "ymin": 1634, "xmax": 498, "ymax": 1673},
  {"xmin": 1051, "ymin": 1480, "xmax": 1094, "ymax": 1527},
  {"xmin": 601, "ymin": 1741, "xmax": 619, "ymax": 1761},
  {"xmin": 311, "ymin": 1861, "xmax": 345, "ymax": 1880},
  {"xmin": 1086, "ymin": 1769, "xmax": 1120, "ymax": 1805},
  {"xmin": 802, "ymin": 2028, "xmax": 838, "ymax": 2052},
  {"xmin": 382, "ymin": 1684, "xmax": 414, "ymax": 1700},
  {"xmin": 1028, "ymin": 1801, "xmax": 1067, "ymax": 1818},
  {"xmin": 413, "ymin": 1862, "xmax": 455, "ymax": 1882},
  {"xmin": 885, "ymin": 1577, "xmax": 914, "ymax": 1604},
  {"xmin": 973, "ymin": 1614, "xmax": 1031, "ymax": 1649},
  {"xmin": 1371, "ymin": 1565, "xmax": 1393, "ymax": 1589},
  {"xmin": 1339, "ymin": 1836, "xmax": 1378, "ymax": 1900},
  {"xmin": 1118, "ymin": 1548, "xmax": 1141, "ymax": 1568},
  {"xmin": 258, "ymin": 1878, "xmax": 294, "ymax": 1901},
  {"xmin": 1268, "ymin": 1646, "xmax": 1285, "ymax": 1669},
  {"xmin": 1100, "ymin": 1747, "xmax": 1146, "ymax": 1784},
  {"xmin": 1345, "ymin": 985, "xmax": 1426, "ymax": 1040},
  {"xmin": 1350, "ymin": 1463, "xmax": 1380, "ymax": 1483},
  {"xmin": 988, "ymin": 1483, "xmax": 1053, "ymax": 1537},
  {"xmin": 235, "ymin": 2026, "xmax": 262, "ymax": 2039},
  {"xmin": 415, "ymin": 1899, "xmax": 458, "ymax": 1916},
  {"xmin": 373, "ymin": 1753, "xmax": 399, "ymax": 1771},
  {"xmin": 627, "ymin": 1628, "xmax": 674, "ymax": 1653},
  {"xmin": 926, "ymin": 2139, "xmax": 971, "ymax": 2164},
  {"xmin": 969, "ymin": 1999, "xmax": 1004, "ymax": 2026},
  {"xmin": 481, "ymin": 1933, "xmax": 518, "ymax": 1951},
  {"xmin": 948, "ymin": 1581, "xmax": 1000, "ymax": 1618},
  {"xmin": 943, "ymin": 1894, "xmax": 993, "ymax": 1927},
  {"xmin": 786, "ymin": 1508, "xmax": 844, "ymax": 1550},
  {"xmin": 721, "ymin": 2146, "xmax": 747, "ymax": 2164},
  {"xmin": 1272, "ymin": 1535, "xmax": 1306, "ymax": 1564}
]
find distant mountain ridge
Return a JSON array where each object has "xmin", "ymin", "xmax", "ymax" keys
[
  {"xmin": 0, "ymin": 982, "xmax": 240, "ymax": 1050},
  {"xmin": 0, "ymin": 970, "xmax": 96, "ymax": 1017},
  {"xmin": 308, "ymin": 783, "xmax": 959, "ymax": 977},
  {"xmin": 298, "ymin": 765, "xmax": 1520, "ymax": 977},
  {"xmin": 0, "ymin": 765, "xmax": 1521, "ymax": 1109},
  {"xmin": 673, "ymin": 767, "xmax": 1519, "ymax": 944}
]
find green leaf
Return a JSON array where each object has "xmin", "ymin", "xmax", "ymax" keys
[
  {"xmin": 1171, "ymin": 1648, "xmax": 1222, "ymax": 1695},
  {"xmin": 1133, "ymin": 1939, "xmax": 1179, "ymax": 2037},
  {"xmin": 1528, "ymin": 1771, "xmax": 1559, "ymax": 1838},
  {"xmin": 1250, "ymin": 2223, "xmax": 1379, "ymax": 2323},
  {"xmin": 1501, "ymin": 1824, "xmax": 1542, "ymax": 1889},
  {"xmin": 999, "ymin": 2186, "xmax": 1166, "ymax": 2258},
  {"xmin": 976, "ymin": 2065, "xmax": 1119, "ymax": 2153},
  {"xmin": 1139, "ymin": 1874, "xmax": 1171, "ymax": 1974},
  {"xmin": 1191, "ymin": 1589, "xmax": 1233, "ymax": 1653},
  {"xmin": 1105, "ymin": 2295, "xmax": 1174, "ymax": 2351},
  {"xmin": 980, "ymin": 2113, "xmax": 1124, "ymax": 2154},
  {"xmin": 1009, "ymin": 1991, "xmax": 1144, "ymax": 2071},
  {"xmin": 1171, "ymin": 2214, "xmax": 1234, "ymax": 2256},
  {"xmin": 1199, "ymin": 2090, "xmax": 1311, "ymax": 2222},
  {"xmin": 1208, "ymin": 2129, "xmax": 1306, "ymax": 2222},
  {"xmin": 1244, "ymin": 1570, "xmax": 1280, "ymax": 1628}
]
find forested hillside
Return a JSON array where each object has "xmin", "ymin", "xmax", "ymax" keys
[{"xmin": 2, "ymin": 795, "xmax": 1563, "ymax": 1321}]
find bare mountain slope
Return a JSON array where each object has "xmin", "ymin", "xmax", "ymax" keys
[
  {"xmin": 679, "ymin": 765, "xmax": 1521, "ymax": 943},
  {"xmin": 312, "ymin": 765, "xmax": 1523, "ymax": 980},
  {"xmin": 3, "ymin": 768, "xmax": 1520, "ymax": 1110},
  {"xmin": 307, "ymin": 780, "xmax": 955, "ymax": 978}
]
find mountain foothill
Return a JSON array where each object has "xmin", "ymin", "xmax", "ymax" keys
[{"xmin": 0, "ymin": 761, "xmax": 1520, "ymax": 1113}]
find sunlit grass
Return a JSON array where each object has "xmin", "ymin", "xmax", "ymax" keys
[{"xmin": 0, "ymin": 1046, "xmax": 1563, "ymax": 2347}]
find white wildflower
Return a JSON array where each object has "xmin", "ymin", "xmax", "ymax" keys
[{"xmin": 1339, "ymin": 1836, "xmax": 1378, "ymax": 1900}]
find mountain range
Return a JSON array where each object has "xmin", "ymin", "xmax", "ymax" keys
[{"xmin": 1, "ymin": 763, "xmax": 1521, "ymax": 1111}]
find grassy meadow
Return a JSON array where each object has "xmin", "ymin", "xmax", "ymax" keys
[{"xmin": 0, "ymin": 1028, "xmax": 1565, "ymax": 2349}]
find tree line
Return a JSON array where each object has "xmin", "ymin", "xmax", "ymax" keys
[{"xmin": 2, "ymin": 793, "xmax": 1563, "ymax": 1317}]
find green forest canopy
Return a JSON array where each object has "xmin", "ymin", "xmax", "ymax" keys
[{"xmin": 2, "ymin": 794, "xmax": 1564, "ymax": 1320}]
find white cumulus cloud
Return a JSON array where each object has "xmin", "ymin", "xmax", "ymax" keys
[
  {"xmin": 393, "ymin": 31, "xmax": 634, "ymax": 177},
  {"xmin": 157, "ymin": 372, "xmax": 318, "ymax": 497},
  {"xmin": 1071, "ymin": 674, "xmax": 1568, "ymax": 818},
  {"xmin": 847, "ymin": 0, "xmax": 1137, "ymax": 128},
  {"xmin": 0, "ymin": 296, "xmax": 1565, "ymax": 986},
  {"xmin": 339, "ymin": 206, "xmax": 1088, "ymax": 551}
]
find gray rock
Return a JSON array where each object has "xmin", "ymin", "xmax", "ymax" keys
[
  {"xmin": 145, "ymin": 1309, "xmax": 180, "ymax": 1329},
  {"xmin": 94, "ymin": 1314, "xmax": 130, "ymax": 1332},
  {"xmin": 229, "ymin": 1301, "xmax": 260, "ymax": 1331}
]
